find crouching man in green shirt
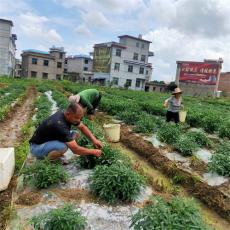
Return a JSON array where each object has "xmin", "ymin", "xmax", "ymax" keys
[
  {"xmin": 69, "ymin": 89, "xmax": 102, "ymax": 120},
  {"xmin": 29, "ymin": 103, "xmax": 103, "ymax": 161}
]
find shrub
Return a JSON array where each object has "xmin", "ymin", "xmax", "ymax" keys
[
  {"xmin": 90, "ymin": 163, "xmax": 145, "ymax": 203},
  {"xmin": 187, "ymin": 131, "xmax": 212, "ymax": 148},
  {"xmin": 29, "ymin": 204, "xmax": 87, "ymax": 230},
  {"xmin": 116, "ymin": 109, "xmax": 141, "ymax": 125},
  {"xmin": 134, "ymin": 114, "xmax": 158, "ymax": 133},
  {"xmin": 218, "ymin": 120, "xmax": 230, "ymax": 139},
  {"xmin": 130, "ymin": 196, "xmax": 210, "ymax": 230},
  {"xmin": 201, "ymin": 112, "xmax": 222, "ymax": 133},
  {"xmin": 23, "ymin": 160, "xmax": 69, "ymax": 189},
  {"xmin": 208, "ymin": 142, "xmax": 230, "ymax": 176},
  {"xmin": 174, "ymin": 135, "xmax": 198, "ymax": 156},
  {"xmin": 76, "ymin": 145, "xmax": 129, "ymax": 169},
  {"xmin": 157, "ymin": 123, "xmax": 181, "ymax": 144}
]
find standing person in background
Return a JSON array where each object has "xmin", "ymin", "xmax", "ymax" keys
[
  {"xmin": 69, "ymin": 89, "xmax": 102, "ymax": 120},
  {"xmin": 164, "ymin": 87, "xmax": 183, "ymax": 124}
]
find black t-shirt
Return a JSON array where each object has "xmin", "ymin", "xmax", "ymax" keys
[{"xmin": 30, "ymin": 111, "xmax": 75, "ymax": 144}]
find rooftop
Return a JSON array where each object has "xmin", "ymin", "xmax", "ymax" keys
[
  {"xmin": 0, "ymin": 18, "xmax": 13, "ymax": 26},
  {"xmin": 118, "ymin": 35, "xmax": 152, "ymax": 43},
  {"xmin": 67, "ymin": 54, "xmax": 92, "ymax": 59},
  {"xmin": 94, "ymin": 41, "xmax": 126, "ymax": 49},
  {"xmin": 22, "ymin": 49, "xmax": 50, "ymax": 55}
]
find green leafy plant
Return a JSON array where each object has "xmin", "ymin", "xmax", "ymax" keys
[
  {"xmin": 157, "ymin": 123, "xmax": 181, "ymax": 144},
  {"xmin": 33, "ymin": 94, "xmax": 52, "ymax": 127},
  {"xmin": 134, "ymin": 114, "xmax": 158, "ymax": 133},
  {"xmin": 90, "ymin": 163, "xmax": 145, "ymax": 203},
  {"xmin": 174, "ymin": 135, "xmax": 198, "ymax": 156},
  {"xmin": 23, "ymin": 159, "xmax": 69, "ymax": 189},
  {"xmin": 187, "ymin": 131, "xmax": 212, "ymax": 148},
  {"xmin": 218, "ymin": 120, "xmax": 230, "ymax": 139},
  {"xmin": 208, "ymin": 142, "xmax": 230, "ymax": 176},
  {"xmin": 130, "ymin": 196, "xmax": 210, "ymax": 230},
  {"xmin": 76, "ymin": 145, "xmax": 129, "ymax": 169},
  {"xmin": 29, "ymin": 204, "xmax": 87, "ymax": 230}
]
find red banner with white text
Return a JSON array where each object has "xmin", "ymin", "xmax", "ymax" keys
[{"xmin": 179, "ymin": 62, "xmax": 220, "ymax": 85}]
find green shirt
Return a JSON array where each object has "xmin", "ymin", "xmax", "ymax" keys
[{"xmin": 79, "ymin": 89, "xmax": 100, "ymax": 111}]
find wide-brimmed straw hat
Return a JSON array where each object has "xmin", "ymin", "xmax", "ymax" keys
[
  {"xmin": 68, "ymin": 94, "xmax": 80, "ymax": 104},
  {"xmin": 172, "ymin": 87, "xmax": 183, "ymax": 95}
]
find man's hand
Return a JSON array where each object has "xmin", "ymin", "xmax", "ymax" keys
[
  {"xmin": 93, "ymin": 139, "xmax": 103, "ymax": 149},
  {"xmin": 92, "ymin": 149, "xmax": 102, "ymax": 157}
]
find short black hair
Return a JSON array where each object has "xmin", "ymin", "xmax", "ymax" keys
[{"xmin": 66, "ymin": 102, "xmax": 78, "ymax": 114}]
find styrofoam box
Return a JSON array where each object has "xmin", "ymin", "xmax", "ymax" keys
[{"xmin": 0, "ymin": 148, "xmax": 15, "ymax": 191}]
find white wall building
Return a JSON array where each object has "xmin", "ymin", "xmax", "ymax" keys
[
  {"xmin": 93, "ymin": 35, "xmax": 153, "ymax": 90},
  {"xmin": 0, "ymin": 19, "xmax": 17, "ymax": 76},
  {"xmin": 64, "ymin": 55, "xmax": 93, "ymax": 82}
]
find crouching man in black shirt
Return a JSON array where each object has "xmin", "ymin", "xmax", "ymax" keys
[{"xmin": 29, "ymin": 103, "xmax": 102, "ymax": 160}]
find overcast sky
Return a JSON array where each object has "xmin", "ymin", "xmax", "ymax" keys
[{"xmin": 1, "ymin": 0, "xmax": 230, "ymax": 82}]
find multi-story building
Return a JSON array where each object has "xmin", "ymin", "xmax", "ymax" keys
[
  {"xmin": 93, "ymin": 34, "xmax": 153, "ymax": 90},
  {"xmin": 0, "ymin": 19, "xmax": 17, "ymax": 76},
  {"xmin": 21, "ymin": 46, "xmax": 65, "ymax": 80},
  {"xmin": 64, "ymin": 55, "xmax": 93, "ymax": 82}
]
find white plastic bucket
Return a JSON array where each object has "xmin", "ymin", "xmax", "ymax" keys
[
  {"xmin": 0, "ymin": 148, "xmax": 15, "ymax": 191},
  {"xmin": 179, "ymin": 111, "xmax": 187, "ymax": 123},
  {"xmin": 103, "ymin": 123, "xmax": 121, "ymax": 142}
]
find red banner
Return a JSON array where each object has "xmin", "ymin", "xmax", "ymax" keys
[{"xmin": 179, "ymin": 62, "xmax": 220, "ymax": 85}]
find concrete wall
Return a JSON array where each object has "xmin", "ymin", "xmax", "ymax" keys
[
  {"xmin": 66, "ymin": 57, "xmax": 93, "ymax": 82},
  {"xmin": 179, "ymin": 82, "xmax": 215, "ymax": 97}
]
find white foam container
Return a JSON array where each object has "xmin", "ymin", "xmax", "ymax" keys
[{"xmin": 0, "ymin": 148, "xmax": 15, "ymax": 191}]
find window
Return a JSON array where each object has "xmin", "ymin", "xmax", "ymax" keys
[
  {"xmin": 136, "ymin": 42, "xmax": 139, "ymax": 47},
  {"xmin": 126, "ymin": 79, "xmax": 132, "ymax": 87},
  {"xmin": 84, "ymin": 67, "xmax": 88, "ymax": 71},
  {"xmin": 31, "ymin": 71, "xmax": 37, "ymax": 78},
  {"xmin": 153, "ymin": 87, "xmax": 156, "ymax": 91},
  {"xmin": 141, "ymin": 55, "xmax": 146, "ymax": 62},
  {"xmin": 114, "ymin": 63, "xmax": 120, "ymax": 71},
  {"xmin": 113, "ymin": 77, "xmax": 119, "ymax": 85},
  {"xmin": 139, "ymin": 67, "xmax": 144, "ymax": 74},
  {"xmin": 57, "ymin": 62, "xmax": 62, "ymax": 68},
  {"xmin": 116, "ymin": 49, "xmax": 121, "ymax": 57},
  {"xmin": 56, "ymin": 74, "xmax": 61, "ymax": 80},
  {"xmin": 64, "ymin": 68, "xmax": 67, "ymax": 73},
  {"xmin": 84, "ymin": 59, "xmax": 89, "ymax": 64},
  {"xmin": 136, "ymin": 79, "xmax": 141, "ymax": 88},
  {"xmin": 65, "ymin": 59, "xmax": 68, "ymax": 64},
  {"xmin": 59, "ymin": 53, "xmax": 63, "ymax": 59},
  {"xmin": 141, "ymin": 44, "xmax": 145, "ymax": 49},
  {"xmin": 128, "ymin": 65, "xmax": 133, "ymax": 72},
  {"xmin": 42, "ymin": 72, "xmax": 48, "ymax": 79},
  {"xmin": 43, "ymin": 60, "xmax": 49, "ymax": 66},
  {"xmin": 133, "ymin": 53, "xmax": 138, "ymax": 60},
  {"xmin": 146, "ymin": 70, "xmax": 149, "ymax": 75},
  {"xmin": 32, "ymin": 58, "xmax": 37, "ymax": 64}
]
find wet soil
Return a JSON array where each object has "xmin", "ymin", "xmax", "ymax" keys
[
  {"xmin": 15, "ymin": 192, "xmax": 42, "ymax": 206},
  {"xmin": 0, "ymin": 87, "xmax": 37, "ymax": 229},
  {"xmin": 0, "ymin": 87, "xmax": 36, "ymax": 147},
  {"xmin": 52, "ymin": 188, "xmax": 96, "ymax": 203},
  {"xmin": 120, "ymin": 125, "xmax": 230, "ymax": 221}
]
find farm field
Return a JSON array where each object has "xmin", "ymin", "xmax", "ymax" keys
[{"xmin": 0, "ymin": 77, "xmax": 229, "ymax": 230}]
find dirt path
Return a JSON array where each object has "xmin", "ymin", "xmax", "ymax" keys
[
  {"xmin": 0, "ymin": 87, "xmax": 36, "ymax": 148},
  {"xmin": 0, "ymin": 86, "xmax": 36, "ymax": 230}
]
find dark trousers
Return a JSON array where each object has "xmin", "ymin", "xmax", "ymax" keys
[
  {"xmin": 87, "ymin": 93, "xmax": 102, "ymax": 115},
  {"xmin": 166, "ymin": 111, "xmax": 179, "ymax": 123}
]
